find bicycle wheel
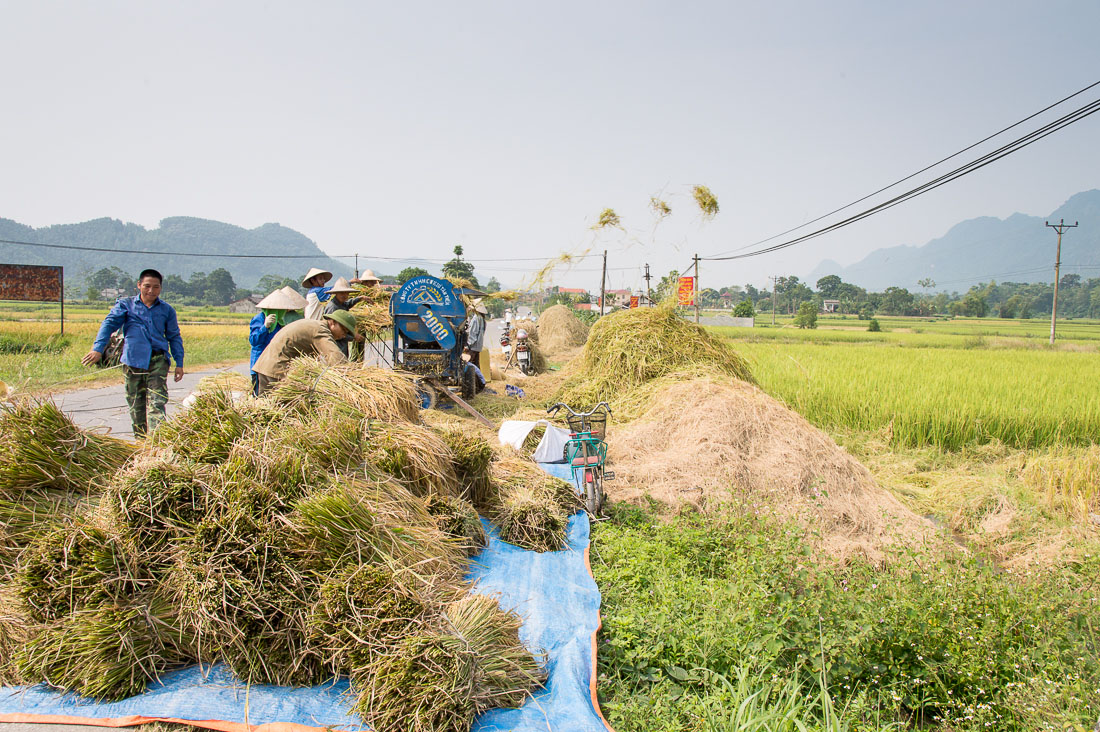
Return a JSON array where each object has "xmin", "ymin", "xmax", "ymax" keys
[{"xmin": 585, "ymin": 469, "xmax": 603, "ymax": 515}]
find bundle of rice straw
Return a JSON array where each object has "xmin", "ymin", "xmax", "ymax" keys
[
  {"xmin": 355, "ymin": 594, "xmax": 544, "ymax": 732},
  {"xmin": 536, "ymin": 305, "xmax": 589, "ymax": 354},
  {"xmin": 0, "ymin": 584, "xmax": 29, "ymax": 685},
  {"xmin": 193, "ymin": 371, "xmax": 251, "ymax": 396},
  {"xmin": 558, "ymin": 301, "xmax": 753, "ymax": 406},
  {"xmin": 491, "ymin": 454, "xmax": 579, "ymax": 552},
  {"xmin": 269, "ymin": 358, "xmax": 420, "ymax": 422},
  {"xmin": 148, "ymin": 389, "xmax": 248, "ymax": 464},
  {"xmin": 431, "ymin": 422, "xmax": 496, "ymax": 509},
  {"xmin": 15, "ymin": 595, "xmax": 192, "ymax": 701},
  {"xmin": 104, "ymin": 454, "xmax": 213, "ymax": 564},
  {"xmin": 0, "ymin": 399, "xmax": 134, "ymax": 494},
  {"xmin": 15, "ymin": 521, "xmax": 146, "ymax": 623},
  {"xmin": 0, "ymin": 493, "xmax": 77, "ymax": 579},
  {"xmin": 424, "ymin": 495, "xmax": 487, "ymax": 555},
  {"xmin": 349, "ymin": 284, "xmax": 393, "ymax": 339},
  {"xmin": 362, "ymin": 420, "xmax": 459, "ymax": 497},
  {"xmin": 310, "ymin": 562, "xmax": 432, "ymax": 670}
]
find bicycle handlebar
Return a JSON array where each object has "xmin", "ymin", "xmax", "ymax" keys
[{"xmin": 547, "ymin": 401, "xmax": 613, "ymax": 418}]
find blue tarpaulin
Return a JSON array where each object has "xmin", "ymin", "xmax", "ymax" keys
[{"xmin": 0, "ymin": 463, "xmax": 612, "ymax": 732}]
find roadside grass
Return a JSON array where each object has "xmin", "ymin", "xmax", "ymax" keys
[
  {"xmin": 592, "ymin": 503, "xmax": 1100, "ymax": 732},
  {"xmin": 716, "ymin": 339, "xmax": 1100, "ymax": 450},
  {"xmin": 0, "ymin": 320, "xmax": 247, "ymax": 393}
]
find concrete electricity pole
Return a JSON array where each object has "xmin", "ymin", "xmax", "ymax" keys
[
  {"xmin": 644, "ymin": 263, "xmax": 652, "ymax": 305},
  {"xmin": 693, "ymin": 254, "xmax": 700, "ymax": 323},
  {"xmin": 599, "ymin": 249, "xmax": 607, "ymax": 317},
  {"xmin": 769, "ymin": 276, "xmax": 778, "ymax": 327},
  {"xmin": 1045, "ymin": 218, "xmax": 1078, "ymax": 345}
]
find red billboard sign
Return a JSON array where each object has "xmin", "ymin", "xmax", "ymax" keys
[
  {"xmin": 0, "ymin": 264, "xmax": 62, "ymax": 302},
  {"xmin": 677, "ymin": 276, "xmax": 695, "ymax": 307}
]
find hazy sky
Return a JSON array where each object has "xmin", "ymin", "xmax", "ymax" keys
[{"xmin": 3, "ymin": 0, "xmax": 1099, "ymax": 293}]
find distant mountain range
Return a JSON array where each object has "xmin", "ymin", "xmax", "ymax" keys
[
  {"xmin": 807, "ymin": 190, "xmax": 1100, "ymax": 292},
  {"xmin": 0, "ymin": 216, "xmax": 376, "ymax": 288}
]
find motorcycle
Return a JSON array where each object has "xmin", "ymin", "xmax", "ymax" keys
[
  {"xmin": 515, "ymin": 329, "xmax": 532, "ymax": 374},
  {"xmin": 500, "ymin": 332, "xmax": 512, "ymax": 364}
]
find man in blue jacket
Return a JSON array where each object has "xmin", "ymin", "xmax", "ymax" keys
[{"xmin": 82, "ymin": 269, "xmax": 185, "ymax": 437}]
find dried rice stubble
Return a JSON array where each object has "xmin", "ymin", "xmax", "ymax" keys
[
  {"xmin": 14, "ymin": 592, "xmax": 195, "ymax": 701},
  {"xmin": 0, "ymin": 398, "xmax": 135, "ymax": 495},
  {"xmin": 355, "ymin": 593, "xmax": 545, "ymax": 732},
  {"xmin": 15, "ymin": 518, "xmax": 149, "ymax": 623},
  {"xmin": 431, "ymin": 420, "xmax": 496, "ymax": 510},
  {"xmin": 166, "ymin": 509, "xmax": 329, "ymax": 686},
  {"xmin": 147, "ymin": 388, "xmax": 248, "ymax": 464},
  {"xmin": 268, "ymin": 357, "xmax": 420, "ymax": 423}
]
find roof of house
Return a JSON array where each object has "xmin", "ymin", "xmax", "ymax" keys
[{"xmin": 558, "ymin": 287, "xmax": 589, "ymax": 294}]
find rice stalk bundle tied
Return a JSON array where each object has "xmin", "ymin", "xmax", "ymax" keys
[
  {"xmin": 167, "ymin": 512, "xmax": 328, "ymax": 686},
  {"xmin": 558, "ymin": 301, "xmax": 753, "ymax": 405},
  {"xmin": 432, "ymin": 423, "xmax": 496, "ymax": 510},
  {"xmin": 14, "ymin": 596, "xmax": 193, "ymax": 701},
  {"xmin": 360, "ymin": 419, "xmax": 459, "ymax": 497},
  {"xmin": 291, "ymin": 480, "xmax": 466, "ymax": 589},
  {"xmin": 310, "ymin": 562, "xmax": 432, "ymax": 671},
  {"xmin": 16, "ymin": 521, "xmax": 147, "ymax": 623},
  {"xmin": 217, "ymin": 435, "xmax": 331, "ymax": 515},
  {"xmin": 0, "ymin": 399, "xmax": 135, "ymax": 495},
  {"xmin": 0, "ymin": 492, "xmax": 78, "ymax": 579},
  {"xmin": 356, "ymin": 595, "xmax": 544, "ymax": 731},
  {"xmin": 105, "ymin": 454, "xmax": 213, "ymax": 563},
  {"xmin": 492, "ymin": 454, "xmax": 581, "ymax": 514},
  {"xmin": 442, "ymin": 594, "xmax": 546, "ymax": 710},
  {"xmin": 494, "ymin": 485, "xmax": 570, "ymax": 553},
  {"xmin": 0, "ymin": 584, "xmax": 30, "ymax": 685},
  {"xmin": 424, "ymin": 495, "xmax": 487, "ymax": 555},
  {"xmin": 148, "ymin": 388, "xmax": 247, "ymax": 464},
  {"xmin": 269, "ymin": 358, "xmax": 420, "ymax": 422},
  {"xmin": 536, "ymin": 304, "xmax": 590, "ymax": 354},
  {"xmin": 350, "ymin": 284, "xmax": 393, "ymax": 306},
  {"xmin": 357, "ymin": 632, "xmax": 479, "ymax": 732},
  {"xmin": 349, "ymin": 301, "xmax": 392, "ymax": 339}
]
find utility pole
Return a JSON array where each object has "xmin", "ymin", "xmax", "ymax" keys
[
  {"xmin": 769, "ymin": 276, "xmax": 778, "ymax": 327},
  {"xmin": 1045, "ymin": 219, "xmax": 1078, "ymax": 345},
  {"xmin": 599, "ymin": 249, "xmax": 607, "ymax": 317},
  {"xmin": 354, "ymin": 254, "xmax": 359, "ymax": 279},
  {"xmin": 693, "ymin": 254, "xmax": 700, "ymax": 324},
  {"xmin": 644, "ymin": 263, "xmax": 652, "ymax": 305}
]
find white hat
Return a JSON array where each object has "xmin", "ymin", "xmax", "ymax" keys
[
  {"xmin": 473, "ymin": 299, "xmax": 489, "ymax": 315},
  {"xmin": 360, "ymin": 269, "xmax": 382, "ymax": 284},
  {"xmin": 257, "ymin": 287, "xmax": 307, "ymax": 310},
  {"xmin": 301, "ymin": 267, "xmax": 333, "ymax": 287},
  {"xmin": 328, "ymin": 276, "xmax": 355, "ymax": 294}
]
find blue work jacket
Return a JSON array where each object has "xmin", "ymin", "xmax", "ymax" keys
[
  {"xmin": 92, "ymin": 296, "xmax": 185, "ymax": 369},
  {"xmin": 249, "ymin": 312, "xmax": 282, "ymax": 372}
]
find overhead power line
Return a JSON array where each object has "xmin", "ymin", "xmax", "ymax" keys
[{"xmin": 703, "ymin": 80, "xmax": 1100, "ymax": 262}]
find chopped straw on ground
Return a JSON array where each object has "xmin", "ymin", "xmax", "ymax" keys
[
  {"xmin": 607, "ymin": 367, "xmax": 935, "ymax": 564},
  {"xmin": 536, "ymin": 305, "xmax": 589, "ymax": 355}
]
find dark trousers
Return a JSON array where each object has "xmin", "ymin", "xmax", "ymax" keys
[{"xmin": 123, "ymin": 352, "xmax": 170, "ymax": 437}]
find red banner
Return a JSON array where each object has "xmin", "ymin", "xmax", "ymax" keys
[
  {"xmin": 677, "ymin": 276, "xmax": 695, "ymax": 307},
  {"xmin": 0, "ymin": 264, "xmax": 62, "ymax": 302},
  {"xmin": 629, "ymin": 295, "xmax": 639, "ymax": 308}
]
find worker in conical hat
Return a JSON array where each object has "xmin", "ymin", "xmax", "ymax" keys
[
  {"xmin": 248, "ymin": 286, "xmax": 307, "ymax": 395},
  {"xmin": 359, "ymin": 269, "xmax": 382, "ymax": 286},
  {"xmin": 252, "ymin": 310, "xmax": 356, "ymax": 396},
  {"xmin": 323, "ymin": 277, "xmax": 366, "ymax": 358}
]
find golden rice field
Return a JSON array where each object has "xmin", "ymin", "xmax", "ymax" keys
[
  {"xmin": 715, "ymin": 325, "xmax": 1100, "ymax": 451},
  {"xmin": 0, "ymin": 319, "xmax": 247, "ymax": 392}
]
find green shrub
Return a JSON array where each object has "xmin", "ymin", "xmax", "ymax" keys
[
  {"xmin": 868, "ymin": 318, "xmax": 881, "ymax": 332},
  {"xmin": 794, "ymin": 302, "xmax": 818, "ymax": 329}
]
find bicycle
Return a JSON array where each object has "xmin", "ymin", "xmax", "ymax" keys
[{"xmin": 546, "ymin": 401, "xmax": 614, "ymax": 515}]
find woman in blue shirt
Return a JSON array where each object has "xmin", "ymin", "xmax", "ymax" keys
[{"xmin": 249, "ymin": 286, "xmax": 307, "ymax": 395}]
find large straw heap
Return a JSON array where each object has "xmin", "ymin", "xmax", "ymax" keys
[
  {"xmin": 536, "ymin": 305, "xmax": 589, "ymax": 355},
  {"xmin": 0, "ymin": 358, "xmax": 578, "ymax": 730}
]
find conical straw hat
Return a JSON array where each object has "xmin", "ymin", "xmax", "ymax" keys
[
  {"xmin": 301, "ymin": 267, "xmax": 333, "ymax": 287},
  {"xmin": 278, "ymin": 286, "xmax": 308, "ymax": 310},
  {"xmin": 360, "ymin": 269, "xmax": 382, "ymax": 284},
  {"xmin": 328, "ymin": 276, "xmax": 355, "ymax": 294},
  {"xmin": 256, "ymin": 287, "xmax": 306, "ymax": 310}
]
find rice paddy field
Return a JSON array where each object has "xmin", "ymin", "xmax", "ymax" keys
[{"xmin": 0, "ymin": 302, "xmax": 250, "ymax": 392}]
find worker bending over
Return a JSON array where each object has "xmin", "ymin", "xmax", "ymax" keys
[{"xmin": 252, "ymin": 310, "xmax": 357, "ymax": 395}]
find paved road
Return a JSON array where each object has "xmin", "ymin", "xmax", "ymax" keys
[{"xmin": 52, "ymin": 362, "xmax": 252, "ymax": 439}]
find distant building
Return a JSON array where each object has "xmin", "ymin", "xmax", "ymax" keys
[
  {"xmin": 601, "ymin": 289, "xmax": 632, "ymax": 308},
  {"xmin": 228, "ymin": 294, "xmax": 264, "ymax": 313},
  {"xmin": 822, "ymin": 299, "xmax": 840, "ymax": 313},
  {"xmin": 100, "ymin": 288, "xmax": 127, "ymax": 300}
]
